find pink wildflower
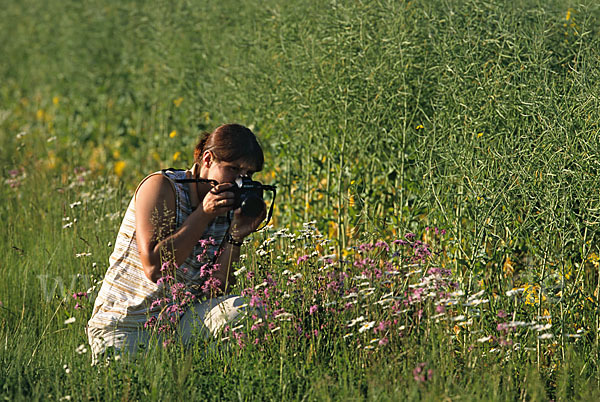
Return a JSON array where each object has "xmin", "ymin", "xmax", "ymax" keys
[
  {"xmin": 296, "ymin": 255, "xmax": 309, "ymax": 265},
  {"xmin": 413, "ymin": 362, "xmax": 433, "ymax": 383}
]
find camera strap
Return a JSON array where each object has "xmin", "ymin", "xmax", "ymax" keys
[{"xmin": 256, "ymin": 185, "xmax": 276, "ymax": 231}]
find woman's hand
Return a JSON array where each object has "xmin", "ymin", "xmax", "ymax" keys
[
  {"xmin": 200, "ymin": 183, "xmax": 236, "ymax": 217},
  {"xmin": 229, "ymin": 202, "xmax": 267, "ymax": 240}
]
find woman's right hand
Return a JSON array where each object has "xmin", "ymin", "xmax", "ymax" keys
[{"xmin": 201, "ymin": 183, "xmax": 236, "ymax": 217}]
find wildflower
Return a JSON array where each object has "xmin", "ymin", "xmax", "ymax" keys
[
  {"xmin": 249, "ymin": 295, "xmax": 263, "ymax": 308},
  {"xmin": 156, "ymin": 275, "xmax": 174, "ymax": 286},
  {"xmin": 64, "ymin": 317, "xmax": 76, "ymax": 325},
  {"xmin": 538, "ymin": 333, "xmax": 554, "ymax": 340},
  {"xmin": 506, "ymin": 288, "xmax": 523, "ymax": 297},
  {"xmin": 63, "ymin": 364, "xmax": 71, "ymax": 374},
  {"xmin": 309, "ymin": 305, "xmax": 318, "ymax": 315},
  {"xmin": 477, "ymin": 336, "xmax": 492, "ymax": 343},
  {"xmin": 76, "ymin": 344, "xmax": 88, "ymax": 354},
  {"xmin": 201, "ymin": 277, "xmax": 222, "ymax": 295},
  {"xmin": 378, "ymin": 337, "xmax": 389, "ymax": 346},
  {"xmin": 296, "ymin": 255, "xmax": 309, "ymax": 265},
  {"xmin": 169, "ymin": 130, "xmax": 177, "ymax": 138},
  {"xmin": 413, "ymin": 362, "xmax": 433, "ymax": 383},
  {"xmin": 531, "ymin": 323, "xmax": 552, "ymax": 332},
  {"xmin": 114, "ymin": 161, "xmax": 126, "ymax": 177},
  {"xmin": 497, "ymin": 310, "xmax": 508, "ymax": 318},
  {"xmin": 375, "ymin": 321, "xmax": 388, "ymax": 333},
  {"xmin": 173, "ymin": 97, "xmax": 183, "ymax": 107},
  {"xmin": 234, "ymin": 266, "xmax": 247, "ymax": 276},
  {"xmin": 464, "ymin": 298, "xmax": 489, "ymax": 307},
  {"xmin": 347, "ymin": 316, "xmax": 365, "ymax": 327},
  {"xmin": 358, "ymin": 321, "xmax": 376, "ymax": 334}
]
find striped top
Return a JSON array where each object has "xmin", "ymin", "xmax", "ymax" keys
[{"xmin": 87, "ymin": 169, "xmax": 230, "ymax": 334}]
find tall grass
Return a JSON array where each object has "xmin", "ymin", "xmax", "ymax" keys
[{"xmin": 1, "ymin": 0, "xmax": 600, "ymax": 399}]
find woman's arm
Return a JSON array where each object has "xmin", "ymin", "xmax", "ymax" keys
[{"xmin": 135, "ymin": 175, "xmax": 233, "ymax": 283}]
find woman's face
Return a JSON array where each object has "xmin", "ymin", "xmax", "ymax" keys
[{"xmin": 201, "ymin": 151, "xmax": 257, "ymax": 184}]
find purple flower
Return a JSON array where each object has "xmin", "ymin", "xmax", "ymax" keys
[
  {"xmin": 201, "ymin": 277, "xmax": 222, "ymax": 295},
  {"xmin": 309, "ymin": 305, "xmax": 318, "ymax": 315},
  {"xmin": 156, "ymin": 275, "xmax": 174, "ymax": 286},
  {"xmin": 249, "ymin": 295, "xmax": 263, "ymax": 308},
  {"xmin": 413, "ymin": 362, "xmax": 433, "ymax": 383},
  {"xmin": 296, "ymin": 255, "xmax": 309, "ymax": 265}
]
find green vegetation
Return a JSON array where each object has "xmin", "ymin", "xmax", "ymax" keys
[{"xmin": 1, "ymin": 0, "xmax": 599, "ymax": 400}]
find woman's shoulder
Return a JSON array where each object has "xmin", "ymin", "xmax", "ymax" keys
[{"xmin": 134, "ymin": 171, "xmax": 178, "ymax": 207}]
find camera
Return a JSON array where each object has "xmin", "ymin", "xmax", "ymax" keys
[{"xmin": 231, "ymin": 177, "xmax": 275, "ymax": 217}]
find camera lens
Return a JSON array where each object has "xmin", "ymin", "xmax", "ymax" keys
[{"xmin": 240, "ymin": 196, "xmax": 263, "ymax": 217}]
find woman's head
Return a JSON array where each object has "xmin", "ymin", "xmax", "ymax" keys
[{"xmin": 194, "ymin": 124, "xmax": 264, "ymax": 173}]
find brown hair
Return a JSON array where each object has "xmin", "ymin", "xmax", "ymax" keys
[{"xmin": 194, "ymin": 124, "xmax": 264, "ymax": 171}]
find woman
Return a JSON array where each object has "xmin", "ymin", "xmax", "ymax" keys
[{"xmin": 87, "ymin": 123, "xmax": 266, "ymax": 363}]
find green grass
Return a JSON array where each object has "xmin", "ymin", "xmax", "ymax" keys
[{"xmin": 1, "ymin": 0, "xmax": 600, "ymax": 400}]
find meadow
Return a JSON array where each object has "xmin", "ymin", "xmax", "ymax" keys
[{"xmin": 1, "ymin": 0, "xmax": 600, "ymax": 400}]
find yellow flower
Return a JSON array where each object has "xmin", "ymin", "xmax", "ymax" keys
[
  {"xmin": 113, "ymin": 150, "xmax": 120, "ymax": 159},
  {"xmin": 328, "ymin": 221, "xmax": 338, "ymax": 238},
  {"xmin": 169, "ymin": 130, "xmax": 177, "ymax": 138},
  {"xmin": 173, "ymin": 97, "xmax": 184, "ymax": 107},
  {"xmin": 114, "ymin": 161, "xmax": 126, "ymax": 177},
  {"xmin": 477, "ymin": 132, "xmax": 483, "ymax": 138},
  {"xmin": 173, "ymin": 151, "xmax": 181, "ymax": 161},
  {"xmin": 347, "ymin": 189, "xmax": 355, "ymax": 207},
  {"xmin": 503, "ymin": 256, "xmax": 514, "ymax": 277},
  {"xmin": 52, "ymin": 96, "xmax": 60, "ymax": 105},
  {"xmin": 415, "ymin": 124, "xmax": 424, "ymax": 130},
  {"xmin": 36, "ymin": 109, "xmax": 45, "ymax": 121},
  {"xmin": 566, "ymin": 10, "xmax": 571, "ymax": 21},
  {"xmin": 152, "ymin": 151, "xmax": 161, "ymax": 162}
]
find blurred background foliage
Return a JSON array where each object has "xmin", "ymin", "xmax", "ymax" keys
[{"xmin": 1, "ymin": 0, "xmax": 599, "ymax": 293}]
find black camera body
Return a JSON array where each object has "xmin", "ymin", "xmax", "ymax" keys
[{"xmin": 231, "ymin": 177, "xmax": 270, "ymax": 217}]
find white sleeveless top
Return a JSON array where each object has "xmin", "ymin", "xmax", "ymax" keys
[{"xmin": 87, "ymin": 169, "xmax": 231, "ymax": 335}]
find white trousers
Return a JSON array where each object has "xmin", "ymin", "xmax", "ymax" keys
[{"xmin": 88, "ymin": 295, "xmax": 251, "ymax": 364}]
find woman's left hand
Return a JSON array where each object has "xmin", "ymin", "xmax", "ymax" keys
[{"xmin": 229, "ymin": 202, "xmax": 267, "ymax": 240}]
